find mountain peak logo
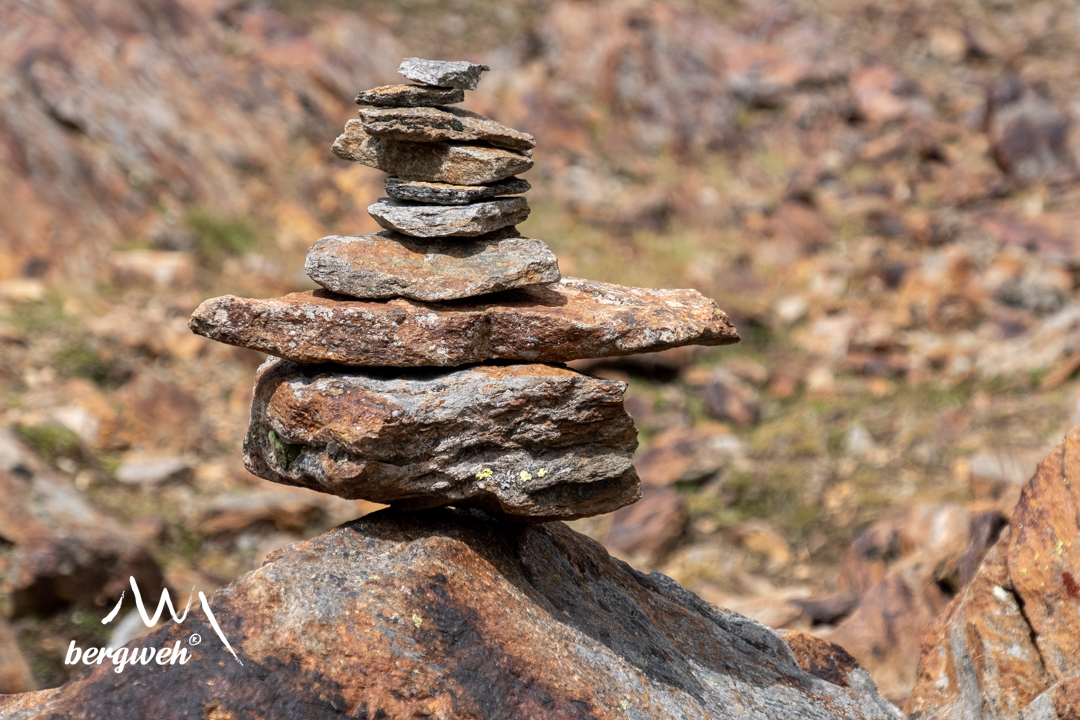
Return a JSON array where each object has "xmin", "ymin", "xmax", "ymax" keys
[{"xmin": 65, "ymin": 577, "xmax": 242, "ymax": 673}]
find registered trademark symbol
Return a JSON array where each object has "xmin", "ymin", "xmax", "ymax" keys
[{"xmin": 187, "ymin": 634, "xmax": 202, "ymax": 645}]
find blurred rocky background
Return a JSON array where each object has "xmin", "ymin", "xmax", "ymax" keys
[{"xmin": 3, "ymin": 0, "xmax": 1080, "ymax": 708}]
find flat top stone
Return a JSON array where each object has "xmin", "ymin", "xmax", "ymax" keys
[
  {"xmin": 245, "ymin": 359, "xmax": 639, "ymax": 518},
  {"xmin": 304, "ymin": 230, "xmax": 560, "ymax": 301},
  {"xmin": 398, "ymin": 57, "xmax": 490, "ymax": 90},
  {"xmin": 359, "ymin": 105, "xmax": 535, "ymax": 151},
  {"xmin": 355, "ymin": 84, "xmax": 464, "ymax": 107},
  {"xmin": 333, "ymin": 120, "xmax": 533, "ymax": 185},
  {"xmin": 385, "ymin": 177, "xmax": 530, "ymax": 205},
  {"xmin": 367, "ymin": 196, "xmax": 530, "ymax": 238},
  {"xmin": 188, "ymin": 276, "xmax": 741, "ymax": 367},
  {"xmin": 0, "ymin": 509, "xmax": 904, "ymax": 720}
]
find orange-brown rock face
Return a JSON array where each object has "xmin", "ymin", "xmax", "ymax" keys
[
  {"xmin": 244, "ymin": 359, "xmax": 641, "ymax": 519},
  {"xmin": 189, "ymin": 277, "xmax": 740, "ymax": 367},
  {"xmin": 0, "ymin": 509, "xmax": 905, "ymax": 720},
  {"xmin": 906, "ymin": 427, "xmax": 1080, "ymax": 718}
]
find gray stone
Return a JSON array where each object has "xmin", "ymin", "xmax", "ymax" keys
[
  {"xmin": 359, "ymin": 105, "xmax": 535, "ymax": 151},
  {"xmin": 398, "ymin": 57, "xmax": 490, "ymax": 90},
  {"xmin": 188, "ymin": 276, "xmax": 742, "ymax": 367},
  {"xmin": 354, "ymin": 83, "xmax": 464, "ymax": 107},
  {"xmin": 367, "ymin": 197, "xmax": 529, "ymax": 238},
  {"xmin": 385, "ymin": 176, "xmax": 530, "ymax": 205},
  {"xmin": 333, "ymin": 120, "xmax": 532, "ymax": 185},
  {"xmin": 0, "ymin": 509, "xmax": 905, "ymax": 719},
  {"xmin": 115, "ymin": 457, "xmax": 193, "ymax": 485},
  {"xmin": 305, "ymin": 231, "xmax": 560, "ymax": 301},
  {"xmin": 245, "ymin": 360, "xmax": 640, "ymax": 519}
]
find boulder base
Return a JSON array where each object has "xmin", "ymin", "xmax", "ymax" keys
[
  {"xmin": 0, "ymin": 510, "xmax": 904, "ymax": 720},
  {"xmin": 188, "ymin": 277, "xmax": 741, "ymax": 367},
  {"xmin": 244, "ymin": 360, "xmax": 640, "ymax": 519}
]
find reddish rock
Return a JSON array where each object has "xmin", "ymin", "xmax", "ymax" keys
[
  {"xmin": 986, "ymin": 76, "xmax": 1078, "ymax": 186},
  {"xmin": 605, "ymin": 484, "xmax": 686, "ymax": 559},
  {"xmin": 702, "ymin": 368, "xmax": 761, "ymax": 425},
  {"xmin": 0, "ymin": 617, "xmax": 35, "ymax": 694},
  {"xmin": 0, "ymin": 509, "xmax": 904, "ymax": 719},
  {"xmin": 906, "ymin": 428, "xmax": 1080, "ymax": 718},
  {"xmin": 245, "ymin": 360, "xmax": 640, "ymax": 519},
  {"xmin": 358, "ymin": 105, "xmax": 536, "ymax": 151},
  {"xmin": 189, "ymin": 277, "xmax": 740, "ymax": 367}
]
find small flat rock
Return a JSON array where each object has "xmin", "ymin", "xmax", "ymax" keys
[
  {"xmin": 333, "ymin": 120, "xmax": 532, "ymax": 185},
  {"xmin": 0, "ymin": 510, "xmax": 904, "ymax": 720},
  {"xmin": 355, "ymin": 83, "xmax": 464, "ymax": 107},
  {"xmin": 398, "ymin": 57, "xmax": 489, "ymax": 90},
  {"xmin": 304, "ymin": 231, "xmax": 560, "ymax": 301},
  {"xmin": 188, "ymin": 277, "xmax": 741, "ymax": 367},
  {"xmin": 359, "ymin": 105, "xmax": 535, "ymax": 151},
  {"xmin": 368, "ymin": 196, "xmax": 529, "ymax": 238},
  {"xmin": 245, "ymin": 360, "xmax": 640, "ymax": 519},
  {"xmin": 385, "ymin": 176, "xmax": 530, "ymax": 205}
]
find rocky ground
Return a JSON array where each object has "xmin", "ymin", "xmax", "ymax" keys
[{"xmin": 4, "ymin": 0, "xmax": 1080, "ymax": 710}]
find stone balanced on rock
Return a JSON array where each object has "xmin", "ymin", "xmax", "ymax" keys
[{"xmin": 189, "ymin": 58, "xmax": 741, "ymax": 520}]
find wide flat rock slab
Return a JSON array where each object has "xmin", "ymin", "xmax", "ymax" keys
[
  {"xmin": 244, "ymin": 360, "xmax": 639, "ymax": 518},
  {"xmin": 188, "ymin": 277, "xmax": 741, "ymax": 367},
  {"xmin": 0, "ymin": 509, "xmax": 904, "ymax": 720},
  {"xmin": 385, "ymin": 176, "xmax": 530, "ymax": 205},
  {"xmin": 359, "ymin": 106, "xmax": 535, "ymax": 151},
  {"xmin": 399, "ymin": 57, "xmax": 489, "ymax": 89},
  {"xmin": 368, "ymin": 196, "xmax": 529, "ymax": 238},
  {"xmin": 355, "ymin": 83, "xmax": 464, "ymax": 107},
  {"xmin": 333, "ymin": 120, "xmax": 532, "ymax": 185},
  {"xmin": 304, "ymin": 231, "xmax": 559, "ymax": 301}
]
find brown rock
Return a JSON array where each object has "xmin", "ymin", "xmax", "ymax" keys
[
  {"xmin": 188, "ymin": 277, "xmax": 740, "ymax": 367},
  {"xmin": 304, "ymin": 231, "xmax": 560, "ymax": 301},
  {"xmin": 633, "ymin": 426, "xmax": 742, "ymax": 487},
  {"xmin": 702, "ymin": 368, "xmax": 761, "ymax": 425},
  {"xmin": 244, "ymin": 360, "xmax": 640, "ymax": 519},
  {"xmin": 196, "ymin": 490, "xmax": 328, "ymax": 537},
  {"xmin": 0, "ymin": 618, "xmax": 35, "ymax": 694},
  {"xmin": 987, "ymin": 76, "xmax": 1078, "ymax": 186},
  {"xmin": 605, "ymin": 484, "xmax": 686, "ymax": 559},
  {"xmin": 367, "ymin": 196, "xmax": 530, "ymax": 238},
  {"xmin": 385, "ymin": 176, "xmax": 530, "ymax": 205},
  {"xmin": 359, "ymin": 105, "xmax": 536, "ymax": 151},
  {"xmin": 0, "ymin": 509, "xmax": 904, "ymax": 719},
  {"xmin": 333, "ymin": 120, "xmax": 533, "ymax": 185},
  {"xmin": 355, "ymin": 83, "xmax": 464, "ymax": 107}
]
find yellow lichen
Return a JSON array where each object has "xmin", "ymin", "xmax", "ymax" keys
[
  {"xmin": 537, "ymin": 468, "xmax": 547, "ymax": 477},
  {"xmin": 519, "ymin": 470, "xmax": 532, "ymax": 482},
  {"xmin": 412, "ymin": 614, "xmax": 423, "ymax": 628},
  {"xmin": 475, "ymin": 468, "xmax": 493, "ymax": 480}
]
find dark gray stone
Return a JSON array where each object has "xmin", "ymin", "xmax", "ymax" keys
[
  {"xmin": 367, "ymin": 197, "xmax": 529, "ymax": 238},
  {"xmin": 384, "ymin": 177, "xmax": 530, "ymax": 205}
]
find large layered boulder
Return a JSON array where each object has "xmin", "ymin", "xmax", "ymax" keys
[{"xmin": 0, "ymin": 509, "xmax": 904, "ymax": 720}]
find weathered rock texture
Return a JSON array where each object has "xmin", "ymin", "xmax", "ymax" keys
[
  {"xmin": 359, "ymin": 106, "xmax": 536, "ymax": 151},
  {"xmin": 244, "ymin": 360, "xmax": 640, "ymax": 519},
  {"xmin": 385, "ymin": 176, "xmax": 530, "ymax": 205},
  {"xmin": 906, "ymin": 427, "xmax": 1080, "ymax": 719},
  {"xmin": 304, "ymin": 231, "xmax": 560, "ymax": 301},
  {"xmin": 333, "ymin": 120, "xmax": 532, "ymax": 185},
  {"xmin": 0, "ymin": 509, "xmax": 904, "ymax": 720},
  {"xmin": 188, "ymin": 277, "xmax": 741, "ymax": 367},
  {"xmin": 368, "ymin": 197, "xmax": 530, "ymax": 238},
  {"xmin": 355, "ymin": 83, "xmax": 464, "ymax": 107},
  {"xmin": 399, "ymin": 57, "xmax": 489, "ymax": 89}
]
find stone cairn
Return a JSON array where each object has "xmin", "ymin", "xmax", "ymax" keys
[{"xmin": 189, "ymin": 58, "xmax": 741, "ymax": 521}]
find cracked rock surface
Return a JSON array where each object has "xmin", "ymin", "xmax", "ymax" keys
[
  {"xmin": 188, "ymin": 277, "xmax": 741, "ymax": 367},
  {"xmin": 359, "ymin": 105, "xmax": 535, "ymax": 151},
  {"xmin": 333, "ymin": 120, "xmax": 532, "ymax": 185},
  {"xmin": 367, "ymin": 196, "xmax": 530, "ymax": 238},
  {"xmin": 354, "ymin": 83, "xmax": 464, "ymax": 107},
  {"xmin": 384, "ymin": 176, "xmax": 529, "ymax": 205},
  {"xmin": 0, "ymin": 509, "xmax": 904, "ymax": 720},
  {"xmin": 398, "ymin": 57, "xmax": 489, "ymax": 89},
  {"xmin": 906, "ymin": 426, "xmax": 1080, "ymax": 719},
  {"xmin": 304, "ymin": 231, "xmax": 559, "ymax": 301},
  {"xmin": 244, "ymin": 359, "xmax": 640, "ymax": 518}
]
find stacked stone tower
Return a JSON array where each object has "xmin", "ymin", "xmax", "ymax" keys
[{"xmin": 189, "ymin": 58, "xmax": 740, "ymax": 520}]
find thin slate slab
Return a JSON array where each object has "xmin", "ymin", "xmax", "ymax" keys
[
  {"xmin": 188, "ymin": 276, "xmax": 741, "ymax": 367},
  {"xmin": 368, "ymin": 197, "xmax": 529, "ymax": 238},
  {"xmin": 304, "ymin": 231, "xmax": 560, "ymax": 301},
  {"xmin": 398, "ymin": 57, "xmax": 489, "ymax": 90},
  {"xmin": 385, "ymin": 176, "xmax": 530, "ymax": 205},
  {"xmin": 354, "ymin": 83, "xmax": 464, "ymax": 107},
  {"xmin": 359, "ymin": 106, "xmax": 535, "ymax": 151},
  {"xmin": 333, "ymin": 120, "xmax": 532, "ymax": 185},
  {"xmin": 245, "ymin": 359, "xmax": 640, "ymax": 518}
]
